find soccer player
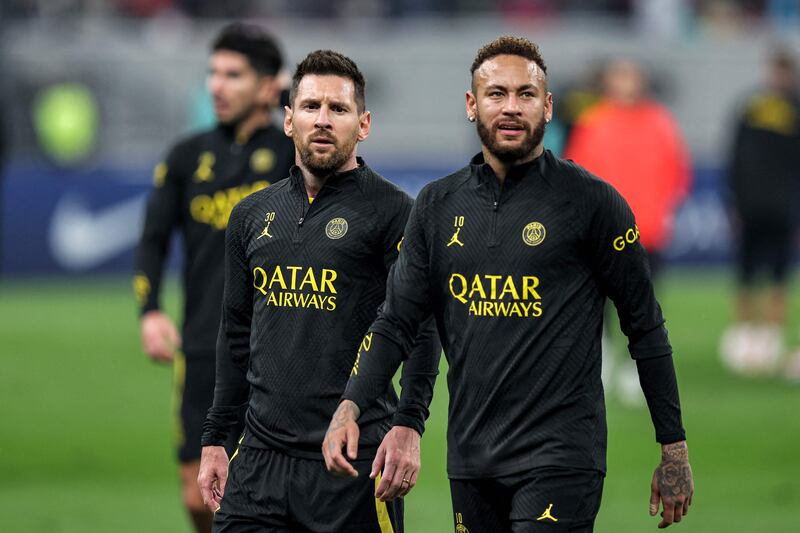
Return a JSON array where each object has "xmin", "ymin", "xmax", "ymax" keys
[
  {"xmin": 133, "ymin": 23, "xmax": 294, "ymax": 533},
  {"xmin": 197, "ymin": 50, "xmax": 439, "ymax": 532},
  {"xmin": 719, "ymin": 47, "xmax": 800, "ymax": 378},
  {"xmin": 324, "ymin": 36, "xmax": 694, "ymax": 532}
]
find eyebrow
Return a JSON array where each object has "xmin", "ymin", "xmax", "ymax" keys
[{"xmin": 484, "ymin": 83, "xmax": 538, "ymax": 92}]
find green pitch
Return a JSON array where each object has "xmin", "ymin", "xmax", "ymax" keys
[{"xmin": 1, "ymin": 270, "xmax": 798, "ymax": 532}]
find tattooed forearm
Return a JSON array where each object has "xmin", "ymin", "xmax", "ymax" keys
[
  {"xmin": 328, "ymin": 400, "xmax": 361, "ymax": 433},
  {"xmin": 656, "ymin": 441, "xmax": 693, "ymax": 499}
]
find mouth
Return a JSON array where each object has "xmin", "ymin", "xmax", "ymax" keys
[
  {"xmin": 310, "ymin": 136, "xmax": 335, "ymax": 147},
  {"xmin": 497, "ymin": 122, "xmax": 526, "ymax": 136}
]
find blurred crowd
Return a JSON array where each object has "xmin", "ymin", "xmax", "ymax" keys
[{"xmin": 2, "ymin": 0, "xmax": 800, "ymax": 34}]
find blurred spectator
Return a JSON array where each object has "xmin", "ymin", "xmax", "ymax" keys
[
  {"xmin": 563, "ymin": 58, "xmax": 691, "ymax": 404},
  {"xmin": 564, "ymin": 59, "xmax": 691, "ymax": 278},
  {"xmin": 719, "ymin": 47, "xmax": 800, "ymax": 378}
]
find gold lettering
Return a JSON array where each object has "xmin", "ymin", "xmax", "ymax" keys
[
  {"xmin": 286, "ymin": 266, "xmax": 303, "ymax": 290},
  {"xmin": 267, "ymin": 291, "xmax": 278, "ymax": 306},
  {"xmin": 522, "ymin": 276, "xmax": 541, "ymax": 300},
  {"xmin": 299, "ymin": 268, "xmax": 319, "ymax": 292},
  {"xmin": 321, "ymin": 269, "xmax": 338, "ymax": 294},
  {"xmin": 613, "ymin": 236, "xmax": 625, "ymax": 251},
  {"xmin": 625, "ymin": 228, "xmax": 637, "ymax": 244},
  {"xmin": 450, "ymin": 273, "xmax": 468, "ymax": 304},
  {"xmin": 499, "ymin": 276, "xmax": 520, "ymax": 300},
  {"xmin": 469, "ymin": 275, "xmax": 487, "ymax": 300},
  {"xmin": 531, "ymin": 301, "xmax": 543, "ymax": 317},
  {"xmin": 253, "ymin": 267, "xmax": 269, "ymax": 295},
  {"xmin": 468, "ymin": 300, "xmax": 478, "ymax": 315},
  {"xmin": 360, "ymin": 332, "xmax": 374, "ymax": 353},
  {"xmin": 483, "ymin": 301, "xmax": 495, "ymax": 317},
  {"xmin": 326, "ymin": 296, "xmax": 337, "ymax": 311},
  {"xmin": 269, "ymin": 265, "xmax": 287, "ymax": 290},
  {"xmin": 486, "ymin": 275, "xmax": 502, "ymax": 299}
]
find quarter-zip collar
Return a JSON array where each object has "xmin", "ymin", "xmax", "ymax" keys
[{"xmin": 469, "ymin": 150, "xmax": 546, "ymax": 191}]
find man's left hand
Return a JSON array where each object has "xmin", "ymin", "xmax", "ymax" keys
[
  {"xmin": 371, "ymin": 426, "xmax": 421, "ymax": 502},
  {"xmin": 650, "ymin": 440, "xmax": 694, "ymax": 528}
]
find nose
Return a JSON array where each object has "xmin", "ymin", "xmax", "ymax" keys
[
  {"xmin": 208, "ymin": 74, "xmax": 223, "ymax": 96},
  {"xmin": 502, "ymin": 95, "xmax": 522, "ymax": 116},
  {"xmin": 315, "ymin": 105, "xmax": 332, "ymax": 129}
]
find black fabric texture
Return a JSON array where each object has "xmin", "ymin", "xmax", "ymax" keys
[
  {"xmin": 202, "ymin": 161, "xmax": 440, "ymax": 459},
  {"xmin": 344, "ymin": 150, "xmax": 678, "ymax": 478},
  {"xmin": 636, "ymin": 355, "xmax": 686, "ymax": 444}
]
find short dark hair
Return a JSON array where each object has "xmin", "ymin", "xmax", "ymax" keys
[
  {"xmin": 212, "ymin": 22, "xmax": 283, "ymax": 76},
  {"xmin": 471, "ymin": 36, "xmax": 548, "ymax": 85},
  {"xmin": 290, "ymin": 50, "xmax": 366, "ymax": 113}
]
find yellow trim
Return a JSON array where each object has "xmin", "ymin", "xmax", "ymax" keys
[
  {"xmin": 228, "ymin": 435, "xmax": 244, "ymax": 465},
  {"xmin": 374, "ymin": 473, "xmax": 395, "ymax": 533},
  {"xmin": 308, "ymin": 196, "xmax": 315, "ymax": 204},
  {"xmin": 172, "ymin": 351, "xmax": 186, "ymax": 447}
]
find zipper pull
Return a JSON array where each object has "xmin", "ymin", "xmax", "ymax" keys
[
  {"xmin": 298, "ymin": 217, "xmax": 305, "ymax": 226},
  {"xmin": 493, "ymin": 201, "xmax": 498, "ymax": 212}
]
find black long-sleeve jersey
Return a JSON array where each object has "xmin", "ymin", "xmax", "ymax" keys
[
  {"xmin": 201, "ymin": 160, "xmax": 440, "ymax": 459},
  {"xmin": 133, "ymin": 124, "xmax": 295, "ymax": 356},
  {"xmin": 344, "ymin": 150, "xmax": 685, "ymax": 479},
  {"xmin": 729, "ymin": 90, "xmax": 800, "ymax": 221}
]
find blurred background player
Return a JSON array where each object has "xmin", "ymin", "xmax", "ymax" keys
[
  {"xmin": 132, "ymin": 23, "xmax": 294, "ymax": 533},
  {"xmin": 564, "ymin": 58, "xmax": 692, "ymax": 403},
  {"xmin": 720, "ymin": 47, "xmax": 800, "ymax": 378}
]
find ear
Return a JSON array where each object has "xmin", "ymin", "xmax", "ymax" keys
[
  {"xmin": 284, "ymin": 105, "xmax": 293, "ymax": 137},
  {"xmin": 357, "ymin": 110, "xmax": 371, "ymax": 142},
  {"xmin": 465, "ymin": 91, "xmax": 477, "ymax": 121},
  {"xmin": 544, "ymin": 91, "xmax": 554, "ymax": 123},
  {"xmin": 256, "ymin": 75, "xmax": 281, "ymax": 108}
]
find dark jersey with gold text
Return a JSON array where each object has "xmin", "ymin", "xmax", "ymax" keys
[
  {"xmin": 201, "ymin": 161, "xmax": 440, "ymax": 458},
  {"xmin": 133, "ymin": 124, "xmax": 295, "ymax": 356},
  {"xmin": 344, "ymin": 151, "xmax": 683, "ymax": 479}
]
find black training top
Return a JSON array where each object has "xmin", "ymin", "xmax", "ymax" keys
[
  {"xmin": 344, "ymin": 150, "xmax": 683, "ymax": 479},
  {"xmin": 728, "ymin": 90, "xmax": 800, "ymax": 221},
  {"xmin": 201, "ymin": 160, "xmax": 440, "ymax": 459},
  {"xmin": 133, "ymin": 124, "xmax": 295, "ymax": 356}
]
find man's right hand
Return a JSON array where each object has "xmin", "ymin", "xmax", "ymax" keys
[
  {"xmin": 140, "ymin": 310, "xmax": 181, "ymax": 363},
  {"xmin": 322, "ymin": 400, "xmax": 361, "ymax": 477},
  {"xmin": 197, "ymin": 445, "xmax": 229, "ymax": 513}
]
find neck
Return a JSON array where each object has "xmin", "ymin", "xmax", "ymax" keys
[
  {"xmin": 482, "ymin": 143, "xmax": 543, "ymax": 185},
  {"xmin": 299, "ymin": 152, "xmax": 359, "ymax": 197},
  {"xmin": 232, "ymin": 107, "xmax": 271, "ymax": 144}
]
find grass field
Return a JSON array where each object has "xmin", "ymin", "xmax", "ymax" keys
[{"xmin": 1, "ymin": 269, "xmax": 799, "ymax": 532}]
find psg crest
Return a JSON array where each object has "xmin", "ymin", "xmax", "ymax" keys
[
  {"xmin": 522, "ymin": 221, "xmax": 546, "ymax": 246},
  {"xmin": 325, "ymin": 218, "xmax": 349, "ymax": 240}
]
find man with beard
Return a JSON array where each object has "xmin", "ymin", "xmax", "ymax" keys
[
  {"xmin": 133, "ymin": 23, "xmax": 295, "ymax": 533},
  {"xmin": 324, "ymin": 36, "xmax": 694, "ymax": 532},
  {"xmin": 198, "ymin": 50, "xmax": 439, "ymax": 532}
]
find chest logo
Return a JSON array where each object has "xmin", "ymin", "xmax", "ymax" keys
[
  {"xmin": 193, "ymin": 151, "xmax": 216, "ymax": 182},
  {"xmin": 536, "ymin": 503, "xmax": 558, "ymax": 522},
  {"xmin": 447, "ymin": 215, "xmax": 465, "ymax": 247},
  {"xmin": 326, "ymin": 218, "xmax": 348, "ymax": 240},
  {"xmin": 250, "ymin": 148, "xmax": 276, "ymax": 174},
  {"xmin": 522, "ymin": 221, "xmax": 546, "ymax": 246},
  {"xmin": 257, "ymin": 212, "xmax": 276, "ymax": 240}
]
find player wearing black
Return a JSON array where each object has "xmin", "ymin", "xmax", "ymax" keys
[
  {"xmin": 720, "ymin": 48, "xmax": 800, "ymax": 378},
  {"xmin": 324, "ymin": 37, "xmax": 694, "ymax": 532},
  {"xmin": 198, "ymin": 50, "xmax": 439, "ymax": 533},
  {"xmin": 133, "ymin": 23, "xmax": 294, "ymax": 533}
]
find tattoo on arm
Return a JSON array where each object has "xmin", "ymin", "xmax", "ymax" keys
[
  {"xmin": 328, "ymin": 401, "xmax": 361, "ymax": 433},
  {"xmin": 656, "ymin": 441, "xmax": 693, "ymax": 500}
]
